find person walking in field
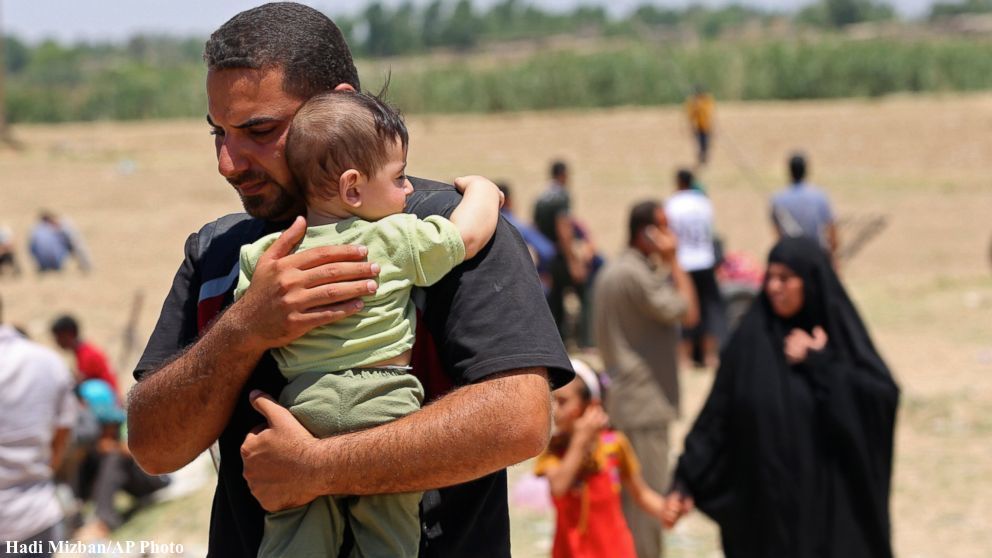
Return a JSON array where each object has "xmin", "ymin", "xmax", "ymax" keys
[
  {"xmin": 665, "ymin": 237, "xmax": 899, "ymax": 558},
  {"xmin": 593, "ymin": 200, "xmax": 697, "ymax": 558},
  {"xmin": 535, "ymin": 359, "xmax": 670, "ymax": 558},
  {"xmin": 771, "ymin": 152, "xmax": 840, "ymax": 266},
  {"xmin": 665, "ymin": 169, "xmax": 727, "ymax": 367},
  {"xmin": 685, "ymin": 85, "xmax": 715, "ymax": 167}
]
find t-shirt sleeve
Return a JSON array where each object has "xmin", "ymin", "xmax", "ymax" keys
[
  {"xmin": 78, "ymin": 348, "xmax": 111, "ymax": 381},
  {"xmin": 398, "ymin": 215, "xmax": 466, "ymax": 287},
  {"xmin": 533, "ymin": 450, "xmax": 561, "ymax": 477},
  {"xmin": 614, "ymin": 431, "xmax": 642, "ymax": 480},
  {"xmin": 407, "ymin": 180, "xmax": 573, "ymax": 388},
  {"xmin": 133, "ymin": 232, "xmax": 201, "ymax": 380}
]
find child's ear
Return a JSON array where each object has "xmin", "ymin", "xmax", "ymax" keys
[{"xmin": 339, "ymin": 169, "xmax": 363, "ymax": 208}]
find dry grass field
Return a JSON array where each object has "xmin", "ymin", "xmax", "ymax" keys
[{"xmin": 2, "ymin": 93, "xmax": 991, "ymax": 557}]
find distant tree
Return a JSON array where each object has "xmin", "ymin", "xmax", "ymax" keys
[
  {"xmin": 797, "ymin": 0, "xmax": 896, "ymax": 27},
  {"xmin": 930, "ymin": 0, "xmax": 992, "ymax": 18},
  {"xmin": 364, "ymin": 3, "xmax": 396, "ymax": 56},
  {"xmin": 442, "ymin": 0, "xmax": 478, "ymax": 51},
  {"xmin": 4, "ymin": 36, "xmax": 28, "ymax": 74},
  {"xmin": 0, "ymin": 0, "xmax": 15, "ymax": 146},
  {"xmin": 420, "ymin": 0, "xmax": 444, "ymax": 48},
  {"xmin": 630, "ymin": 5, "xmax": 682, "ymax": 27}
]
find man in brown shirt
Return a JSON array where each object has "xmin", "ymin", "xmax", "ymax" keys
[{"xmin": 593, "ymin": 200, "xmax": 698, "ymax": 558}]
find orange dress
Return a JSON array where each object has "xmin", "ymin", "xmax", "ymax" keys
[{"xmin": 534, "ymin": 430, "xmax": 639, "ymax": 558}]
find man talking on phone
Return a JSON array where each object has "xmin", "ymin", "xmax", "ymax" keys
[{"xmin": 592, "ymin": 200, "xmax": 698, "ymax": 558}]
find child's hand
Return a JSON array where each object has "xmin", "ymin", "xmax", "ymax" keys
[
  {"xmin": 661, "ymin": 492, "xmax": 694, "ymax": 529},
  {"xmin": 573, "ymin": 403, "xmax": 608, "ymax": 448},
  {"xmin": 454, "ymin": 175, "xmax": 504, "ymax": 208}
]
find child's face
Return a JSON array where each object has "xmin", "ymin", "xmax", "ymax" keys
[
  {"xmin": 356, "ymin": 137, "xmax": 413, "ymax": 221},
  {"xmin": 552, "ymin": 379, "xmax": 588, "ymax": 435}
]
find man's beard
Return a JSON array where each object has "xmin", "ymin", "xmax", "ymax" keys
[{"xmin": 229, "ymin": 170, "xmax": 300, "ymax": 221}]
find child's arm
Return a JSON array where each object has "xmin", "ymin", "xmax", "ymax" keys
[
  {"xmin": 621, "ymin": 468, "xmax": 668, "ymax": 523},
  {"xmin": 450, "ymin": 175, "xmax": 504, "ymax": 260},
  {"xmin": 544, "ymin": 404, "xmax": 608, "ymax": 497}
]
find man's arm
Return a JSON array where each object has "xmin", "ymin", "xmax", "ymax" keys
[
  {"xmin": 128, "ymin": 217, "xmax": 378, "ymax": 474},
  {"xmin": 241, "ymin": 367, "xmax": 552, "ymax": 512}
]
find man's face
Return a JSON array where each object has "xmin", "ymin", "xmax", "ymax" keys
[
  {"xmin": 53, "ymin": 330, "xmax": 75, "ymax": 350},
  {"xmin": 206, "ymin": 67, "xmax": 306, "ymax": 221}
]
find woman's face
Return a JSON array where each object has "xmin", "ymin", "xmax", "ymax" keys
[{"xmin": 765, "ymin": 262, "xmax": 805, "ymax": 318}]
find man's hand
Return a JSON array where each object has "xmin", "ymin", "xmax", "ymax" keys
[
  {"xmin": 784, "ymin": 326, "xmax": 828, "ymax": 365},
  {"xmin": 644, "ymin": 225, "xmax": 678, "ymax": 264},
  {"xmin": 241, "ymin": 390, "xmax": 322, "ymax": 512},
  {"xmin": 234, "ymin": 216, "xmax": 380, "ymax": 353}
]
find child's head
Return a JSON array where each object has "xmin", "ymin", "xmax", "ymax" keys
[
  {"xmin": 287, "ymin": 91, "xmax": 413, "ymax": 221},
  {"xmin": 552, "ymin": 359, "xmax": 602, "ymax": 435}
]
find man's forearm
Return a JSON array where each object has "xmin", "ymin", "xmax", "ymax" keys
[
  {"xmin": 312, "ymin": 368, "xmax": 551, "ymax": 495},
  {"xmin": 128, "ymin": 309, "xmax": 264, "ymax": 475}
]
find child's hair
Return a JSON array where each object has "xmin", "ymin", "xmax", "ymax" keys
[{"xmin": 286, "ymin": 90, "xmax": 409, "ymax": 202}]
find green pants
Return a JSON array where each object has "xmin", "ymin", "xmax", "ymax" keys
[{"xmin": 257, "ymin": 368, "xmax": 424, "ymax": 558}]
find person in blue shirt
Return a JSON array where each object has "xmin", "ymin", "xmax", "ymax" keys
[
  {"xmin": 29, "ymin": 212, "xmax": 73, "ymax": 272},
  {"xmin": 770, "ymin": 153, "xmax": 839, "ymax": 264},
  {"xmin": 28, "ymin": 211, "xmax": 91, "ymax": 273}
]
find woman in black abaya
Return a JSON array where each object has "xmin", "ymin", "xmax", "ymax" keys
[{"xmin": 663, "ymin": 237, "xmax": 899, "ymax": 558}]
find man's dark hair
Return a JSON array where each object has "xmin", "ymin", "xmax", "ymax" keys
[
  {"xmin": 287, "ymin": 91, "xmax": 408, "ymax": 202},
  {"xmin": 51, "ymin": 314, "xmax": 79, "ymax": 336},
  {"xmin": 204, "ymin": 2, "xmax": 360, "ymax": 99},
  {"xmin": 676, "ymin": 169, "xmax": 694, "ymax": 190},
  {"xmin": 789, "ymin": 152, "xmax": 807, "ymax": 183},
  {"xmin": 550, "ymin": 161, "xmax": 568, "ymax": 180},
  {"xmin": 629, "ymin": 200, "xmax": 660, "ymax": 246}
]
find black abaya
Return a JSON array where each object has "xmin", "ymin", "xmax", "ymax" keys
[{"xmin": 673, "ymin": 238, "xmax": 900, "ymax": 558}]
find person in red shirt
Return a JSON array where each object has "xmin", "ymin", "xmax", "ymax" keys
[
  {"xmin": 51, "ymin": 315, "xmax": 120, "ymax": 397},
  {"xmin": 535, "ymin": 359, "xmax": 668, "ymax": 558}
]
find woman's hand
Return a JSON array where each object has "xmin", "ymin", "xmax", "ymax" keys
[{"xmin": 784, "ymin": 326, "xmax": 828, "ymax": 365}]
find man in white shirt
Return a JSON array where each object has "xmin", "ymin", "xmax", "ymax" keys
[
  {"xmin": 665, "ymin": 169, "xmax": 727, "ymax": 367},
  {"xmin": 0, "ymin": 295, "xmax": 77, "ymax": 556}
]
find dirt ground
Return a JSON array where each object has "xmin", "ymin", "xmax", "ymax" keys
[{"xmin": 2, "ymin": 93, "xmax": 990, "ymax": 557}]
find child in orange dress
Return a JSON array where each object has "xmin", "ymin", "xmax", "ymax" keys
[{"xmin": 534, "ymin": 359, "xmax": 669, "ymax": 558}]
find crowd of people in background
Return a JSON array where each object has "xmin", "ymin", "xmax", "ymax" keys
[{"xmin": 0, "ymin": 302, "xmax": 169, "ymax": 552}]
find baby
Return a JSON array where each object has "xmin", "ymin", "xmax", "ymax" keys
[{"xmin": 234, "ymin": 91, "xmax": 502, "ymax": 558}]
